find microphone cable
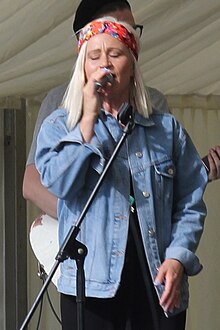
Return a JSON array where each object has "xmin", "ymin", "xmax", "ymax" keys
[{"xmin": 34, "ymin": 262, "xmax": 62, "ymax": 329}]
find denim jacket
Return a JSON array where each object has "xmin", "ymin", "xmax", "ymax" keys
[{"xmin": 36, "ymin": 108, "xmax": 207, "ymax": 316}]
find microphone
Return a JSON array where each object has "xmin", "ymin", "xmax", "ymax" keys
[{"xmin": 95, "ymin": 73, "xmax": 113, "ymax": 91}]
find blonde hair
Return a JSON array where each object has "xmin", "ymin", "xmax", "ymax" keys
[{"xmin": 61, "ymin": 16, "xmax": 152, "ymax": 130}]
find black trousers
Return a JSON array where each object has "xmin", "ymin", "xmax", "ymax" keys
[{"xmin": 60, "ymin": 213, "xmax": 186, "ymax": 330}]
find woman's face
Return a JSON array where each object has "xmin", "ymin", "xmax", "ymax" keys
[{"xmin": 84, "ymin": 33, "xmax": 134, "ymax": 101}]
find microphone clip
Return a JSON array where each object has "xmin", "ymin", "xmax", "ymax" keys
[{"xmin": 117, "ymin": 103, "xmax": 135, "ymax": 133}]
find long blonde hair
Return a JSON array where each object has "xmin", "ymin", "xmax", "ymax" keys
[{"xmin": 61, "ymin": 17, "xmax": 152, "ymax": 130}]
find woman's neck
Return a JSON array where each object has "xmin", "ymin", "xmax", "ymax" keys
[{"xmin": 102, "ymin": 95, "xmax": 129, "ymax": 119}]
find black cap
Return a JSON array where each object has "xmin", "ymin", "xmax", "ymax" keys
[{"xmin": 73, "ymin": 0, "xmax": 130, "ymax": 34}]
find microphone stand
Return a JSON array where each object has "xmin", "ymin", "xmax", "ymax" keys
[{"xmin": 19, "ymin": 103, "xmax": 135, "ymax": 330}]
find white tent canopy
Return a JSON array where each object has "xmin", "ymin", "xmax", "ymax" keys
[{"xmin": 0, "ymin": 0, "xmax": 220, "ymax": 98}]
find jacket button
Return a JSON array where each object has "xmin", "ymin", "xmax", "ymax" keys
[
  {"xmin": 148, "ymin": 228, "xmax": 155, "ymax": 237},
  {"xmin": 168, "ymin": 168, "xmax": 174, "ymax": 175},
  {"xmin": 135, "ymin": 151, "xmax": 143, "ymax": 158},
  {"xmin": 143, "ymin": 191, "xmax": 150, "ymax": 198}
]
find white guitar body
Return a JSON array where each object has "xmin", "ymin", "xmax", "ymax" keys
[{"xmin": 29, "ymin": 214, "xmax": 60, "ymax": 286}]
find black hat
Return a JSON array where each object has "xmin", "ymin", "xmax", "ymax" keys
[{"xmin": 73, "ymin": 0, "xmax": 130, "ymax": 34}]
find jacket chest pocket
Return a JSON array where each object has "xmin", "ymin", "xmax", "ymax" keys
[{"xmin": 153, "ymin": 159, "xmax": 175, "ymax": 200}]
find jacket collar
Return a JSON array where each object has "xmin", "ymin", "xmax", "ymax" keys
[{"xmin": 133, "ymin": 111, "xmax": 155, "ymax": 127}]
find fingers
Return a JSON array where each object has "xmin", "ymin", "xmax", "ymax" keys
[
  {"xmin": 159, "ymin": 269, "xmax": 179, "ymax": 312},
  {"xmin": 208, "ymin": 146, "xmax": 220, "ymax": 181},
  {"xmin": 154, "ymin": 259, "xmax": 184, "ymax": 313},
  {"xmin": 94, "ymin": 68, "xmax": 113, "ymax": 92},
  {"xmin": 83, "ymin": 67, "xmax": 113, "ymax": 116},
  {"xmin": 86, "ymin": 67, "xmax": 113, "ymax": 93},
  {"xmin": 83, "ymin": 71, "xmax": 103, "ymax": 118}
]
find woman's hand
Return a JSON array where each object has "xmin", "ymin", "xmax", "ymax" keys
[
  {"xmin": 80, "ymin": 67, "xmax": 112, "ymax": 142},
  {"xmin": 154, "ymin": 259, "xmax": 184, "ymax": 313}
]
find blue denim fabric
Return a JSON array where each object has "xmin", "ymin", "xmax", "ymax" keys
[{"xmin": 36, "ymin": 108, "xmax": 207, "ymax": 316}]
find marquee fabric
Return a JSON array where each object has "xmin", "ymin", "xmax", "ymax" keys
[{"xmin": 0, "ymin": 0, "xmax": 219, "ymax": 97}]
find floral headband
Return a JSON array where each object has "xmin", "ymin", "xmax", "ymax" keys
[{"xmin": 78, "ymin": 20, "xmax": 138, "ymax": 60}]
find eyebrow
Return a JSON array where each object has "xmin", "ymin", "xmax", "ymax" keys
[
  {"xmin": 87, "ymin": 47, "xmax": 123, "ymax": 55},
  {"xmin": 88, "ymin": 46, "xmax": 123, "ymax": 53}
]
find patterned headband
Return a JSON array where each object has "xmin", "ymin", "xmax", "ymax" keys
[{"xmin": 78, "ymin": 20, "xmax": 138, "ymax": 60}]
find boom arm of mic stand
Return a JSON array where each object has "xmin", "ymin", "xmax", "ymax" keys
[{"xmin": 19, "ymin": 104, "xmax": 135, "ymax": 330}]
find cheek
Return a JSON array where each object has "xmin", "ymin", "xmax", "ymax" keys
[
  {"xmin": 84, "ymin": 62, "xmax": 91, "ymax": 81},
  {"xmin": 121, "ymin": 56, "xmax": 134, "ymax": 76},
  {"xmin": 84, "ymin": 59, "xmax": 97, "ymax": 81},
  {"xmin": 120, "ymin": 60, "xmax": 134, "ymax": 80}
]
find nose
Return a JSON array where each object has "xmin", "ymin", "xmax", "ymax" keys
[{"xmin": 100, "ymin": 54, "xmax": 111, "ymax": 69}]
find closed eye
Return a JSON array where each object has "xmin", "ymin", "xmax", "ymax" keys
[
  {"xmin": 90, "ymin": 55, "xmax": 100, "ymax": 60},
  {"xmin": 110, "ymin": 51, "xmax": 124, "ymax": 59},
  {"xmin": 87, "ymin": 50, "xmax": 101, "ymax": 60}
]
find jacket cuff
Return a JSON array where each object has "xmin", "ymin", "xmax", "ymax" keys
[{"xmin": 165, "ymin": 246, "xmax": 203, "ymax": 276}]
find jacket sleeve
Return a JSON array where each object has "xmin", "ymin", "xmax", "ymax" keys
[
  {"xmin": 35, "ymin": 110, "xmax": 105, "ymax": 200},
  {"xmin": 165, "ymin": 119, "xmax": 208, "ymax": 276}
]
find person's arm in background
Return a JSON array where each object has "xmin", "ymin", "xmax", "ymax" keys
[
  {"xmin": 148, "ymin": 86, "xmax": 220, "ymax": 182},
  {"xmin": 206, "ymin": 146, "xmax": 220, "ymax": 181},
  {"xmin": 23, "ymin": 164, "xmax": 58, "ymax": 218},
  {"xmin": 22, "ymin": 83, "xmax": 67, "ymax": 218}
]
